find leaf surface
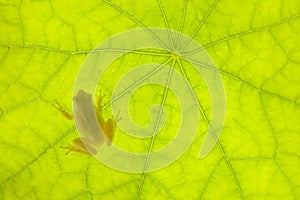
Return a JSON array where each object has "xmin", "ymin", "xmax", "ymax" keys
[{"xmin": 0, "ymin": 0, "xmax": 299, "ymax": 199}]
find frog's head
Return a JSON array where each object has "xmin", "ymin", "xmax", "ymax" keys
[{"xmin": 73, "ymin": 89, "xmax": 92, "ymax": 103}]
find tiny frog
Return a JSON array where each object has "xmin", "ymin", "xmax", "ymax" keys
[{"xmin": 52, "ymin": 89, "xmax": 121, "ymax": 155}]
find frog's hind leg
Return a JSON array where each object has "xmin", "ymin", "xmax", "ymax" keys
[{"xmin": 60, "ymin": 143, "xmax": 80, "ymax": 155}]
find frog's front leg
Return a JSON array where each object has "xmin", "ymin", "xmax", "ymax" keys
[
  {"xmin": 95, "ymin": 90, "xmax": 106, "ymax": 127},
  {"xmin": 60, "ymin": 138, "xmax": 97, "ymax": 155},
  {"xmin": 52, "ymin": 100, "xmax": 73, "ymax": 120}
]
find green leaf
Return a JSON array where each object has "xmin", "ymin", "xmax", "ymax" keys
[{"xmin": 0, "ymin": 0, "xmax": 299, "ymax": 199}]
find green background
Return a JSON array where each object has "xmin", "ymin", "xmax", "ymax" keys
[{"xmin": 0, "ymin": 0, "xmax": 299, "ymax": 199}]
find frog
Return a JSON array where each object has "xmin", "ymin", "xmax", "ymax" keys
[{"xmin": 52, "ymin": 89, "xmax": 121, "ymax": 155}]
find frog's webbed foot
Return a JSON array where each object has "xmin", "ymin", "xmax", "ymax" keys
[
  {"xmin": 60, "ymin": 138, "xmax": 97, "ymax": 155},
  {"xmin": 115, "ymin": 110, "xmax": 122, "ymax": 122},
  {"xmin": 60, "ymin": 143, "xmax": 81, "ymax": 155},
  {"xmin": 96, "ymin": 89, "xmax": 105, "ymax": 111},
  {"xmin": 52, "ymin": 100, "xmax": 73, "ymax": 120}
]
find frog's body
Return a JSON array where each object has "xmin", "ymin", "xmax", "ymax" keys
[{"xmin": 53, "ymin": 89, "xmax": 120, "ymax": 155}]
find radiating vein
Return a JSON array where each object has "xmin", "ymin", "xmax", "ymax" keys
[
  {"xmin": 41, "ymin": 56, "xmax": 72, "ymax": 93},
  {"xmin": 177, "ymin": 58, "xmax": 245, "ymax": 199},
  {"xmin": 178, "ymin": 0, "xmax": 220, "ymax": 53},
  {"xmin": 184, "ymin": 58, "xmax": 298, "ymax": 105},
  {"xmin": 156, "ymin": 0, "xmax": 175, "ymax": 50},
  {"xmin": 104, "ymin": 0, "xmax": 171, "ymax": 51},
  {"xmin": 176, "ymin": 0, "xmax": 187, "ymax": 51},
  {"xmin": 182, "ymin": 14, "xmax": 300, "ymax": 55},
  {"xmin": 102, "ymin": 56, "xmax": 173, "ymax": 109},
  {"xmin": 137, "ymin": 58, "xmax": 176, "ymax": 200},
  {"xmin": 0, "ymin": 44, "xmax": 171, "ymax": 57}
]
